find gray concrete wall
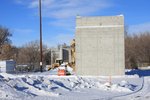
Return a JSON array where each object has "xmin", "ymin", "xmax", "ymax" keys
[
  {"xmin": 62, "ymin": 47, "xmax": 71, "ymax": 63},
  {"xmin": 75, "ymin": 15, "xmax": 125, "ymax": 76},
  {"xmin": 50, "ymin": 47, "xmax": 71, "ymax": 65}
]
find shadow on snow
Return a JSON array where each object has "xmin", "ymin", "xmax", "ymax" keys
[{"xmin": 125, "ymin": 69, "xmax": 150, "ymax": 77}]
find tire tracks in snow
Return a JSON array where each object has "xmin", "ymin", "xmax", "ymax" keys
[{"xmin": 107, "ymin": 77, "xmax": 145, "ymax": 100}]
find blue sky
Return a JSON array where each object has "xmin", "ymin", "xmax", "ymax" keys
[{"xmin": 0, "ymin": 0, "xmax": 150, "ymax": 47}]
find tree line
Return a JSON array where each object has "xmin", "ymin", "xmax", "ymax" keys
[
  {"xmin": 125, "ymin": 32, "xmax": 150, "ymax": 69},
  {"xmin": 0, "ymin": 26, "xmax": 51, "ymax": 72},
  {"xmin": 1, "ymin": 26, "xmax": 150, "ymax": 71}
]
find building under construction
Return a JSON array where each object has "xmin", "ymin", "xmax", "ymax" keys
[{"xmin": 75, "ymin": 15, "xmax": 125, "ymax": 75}]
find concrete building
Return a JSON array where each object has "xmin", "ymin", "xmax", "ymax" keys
[
  {"xmin": 50, "ymin": 46, "xmax": 71, "ymax": 65},
  {"xmin": 75, "ymin": 15, "xmax": 125, "ymax": 75}
]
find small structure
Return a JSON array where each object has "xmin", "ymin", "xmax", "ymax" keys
[
  {"xmin": 16, "ymin": 64, "xmax": 30, "ymax": 72},
  {"xmin": 0, "ymin": 60, "xmax": 16, "ymax": 73}
]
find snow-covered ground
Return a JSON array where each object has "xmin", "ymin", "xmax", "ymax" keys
[{"xmin": 0, "ymin": 69, "xmax": 150, "ymax": 100}]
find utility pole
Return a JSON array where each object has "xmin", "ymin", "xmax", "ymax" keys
[{"xmin": 39, "ymin": 0, "xmax": 43, "ymax": 72}]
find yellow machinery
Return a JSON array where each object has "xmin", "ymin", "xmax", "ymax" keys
[
  {"xmin": 48, "ymin": 59, "xmax": 63, "ymax": 71},
  {"xmin": 70, "ymin": 39, "xmax": 75, "ymax": 71}
]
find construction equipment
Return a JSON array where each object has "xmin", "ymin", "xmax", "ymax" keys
[
  {"xmin": 70, "ymin": 39, "xmax": 76, "ymax": 71},
  {"xmin": 48, "ymin": 39, "xmax": 76, "ymax": 73},
  {"xmin": 47, "ymin": 59, "xmax": 63, "ymax": 71},
  {"xmin": 53, "ymin": 59, "xmax": 63, "ymax": 68}
]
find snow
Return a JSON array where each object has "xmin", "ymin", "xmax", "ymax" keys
[{"xmin": 0, "ymin": 69, "xmax": 150, "ymax": 100}]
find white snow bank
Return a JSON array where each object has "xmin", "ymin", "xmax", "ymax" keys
[
  {"xmin": 97, "ymin": 81, "xmax": 133, "ymax": 92},
  {"xmin": 0, "ymin": 73, "xmax": 144, "ymax": 100},
  {"xmin": 0, "ymin": 89, "xmax": 10, "ymax": 99}
]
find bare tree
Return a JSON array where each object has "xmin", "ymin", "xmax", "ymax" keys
[
  {"xmin": 0, "ymin": 26, "xmax": 12, "ymax": 56},
  {"xmin": 125, "ymin": 32, "xmax": 150, "ymax": 69},
  {"xmin": 0, "ymin": 44, "xmax": 17, "ymax": 60},
  {"xmin": 0, "ymin": 26, "xmax": 12, "ymax": 46},
  {"xmin": 17, "ymin": 40, "xmax": 47, "ymax": 71}
]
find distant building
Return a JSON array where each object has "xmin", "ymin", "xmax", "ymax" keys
[
  {"xmin": 50, "ymin": 45, "xmax": 71, "ymax": 65},
  {"xmin": 0, "ymin": 60, "xmax": 16, "ymax": 73},
  {"xmin": 75, "ymin": 15, "xmax": 125, "ymax": 75}
]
